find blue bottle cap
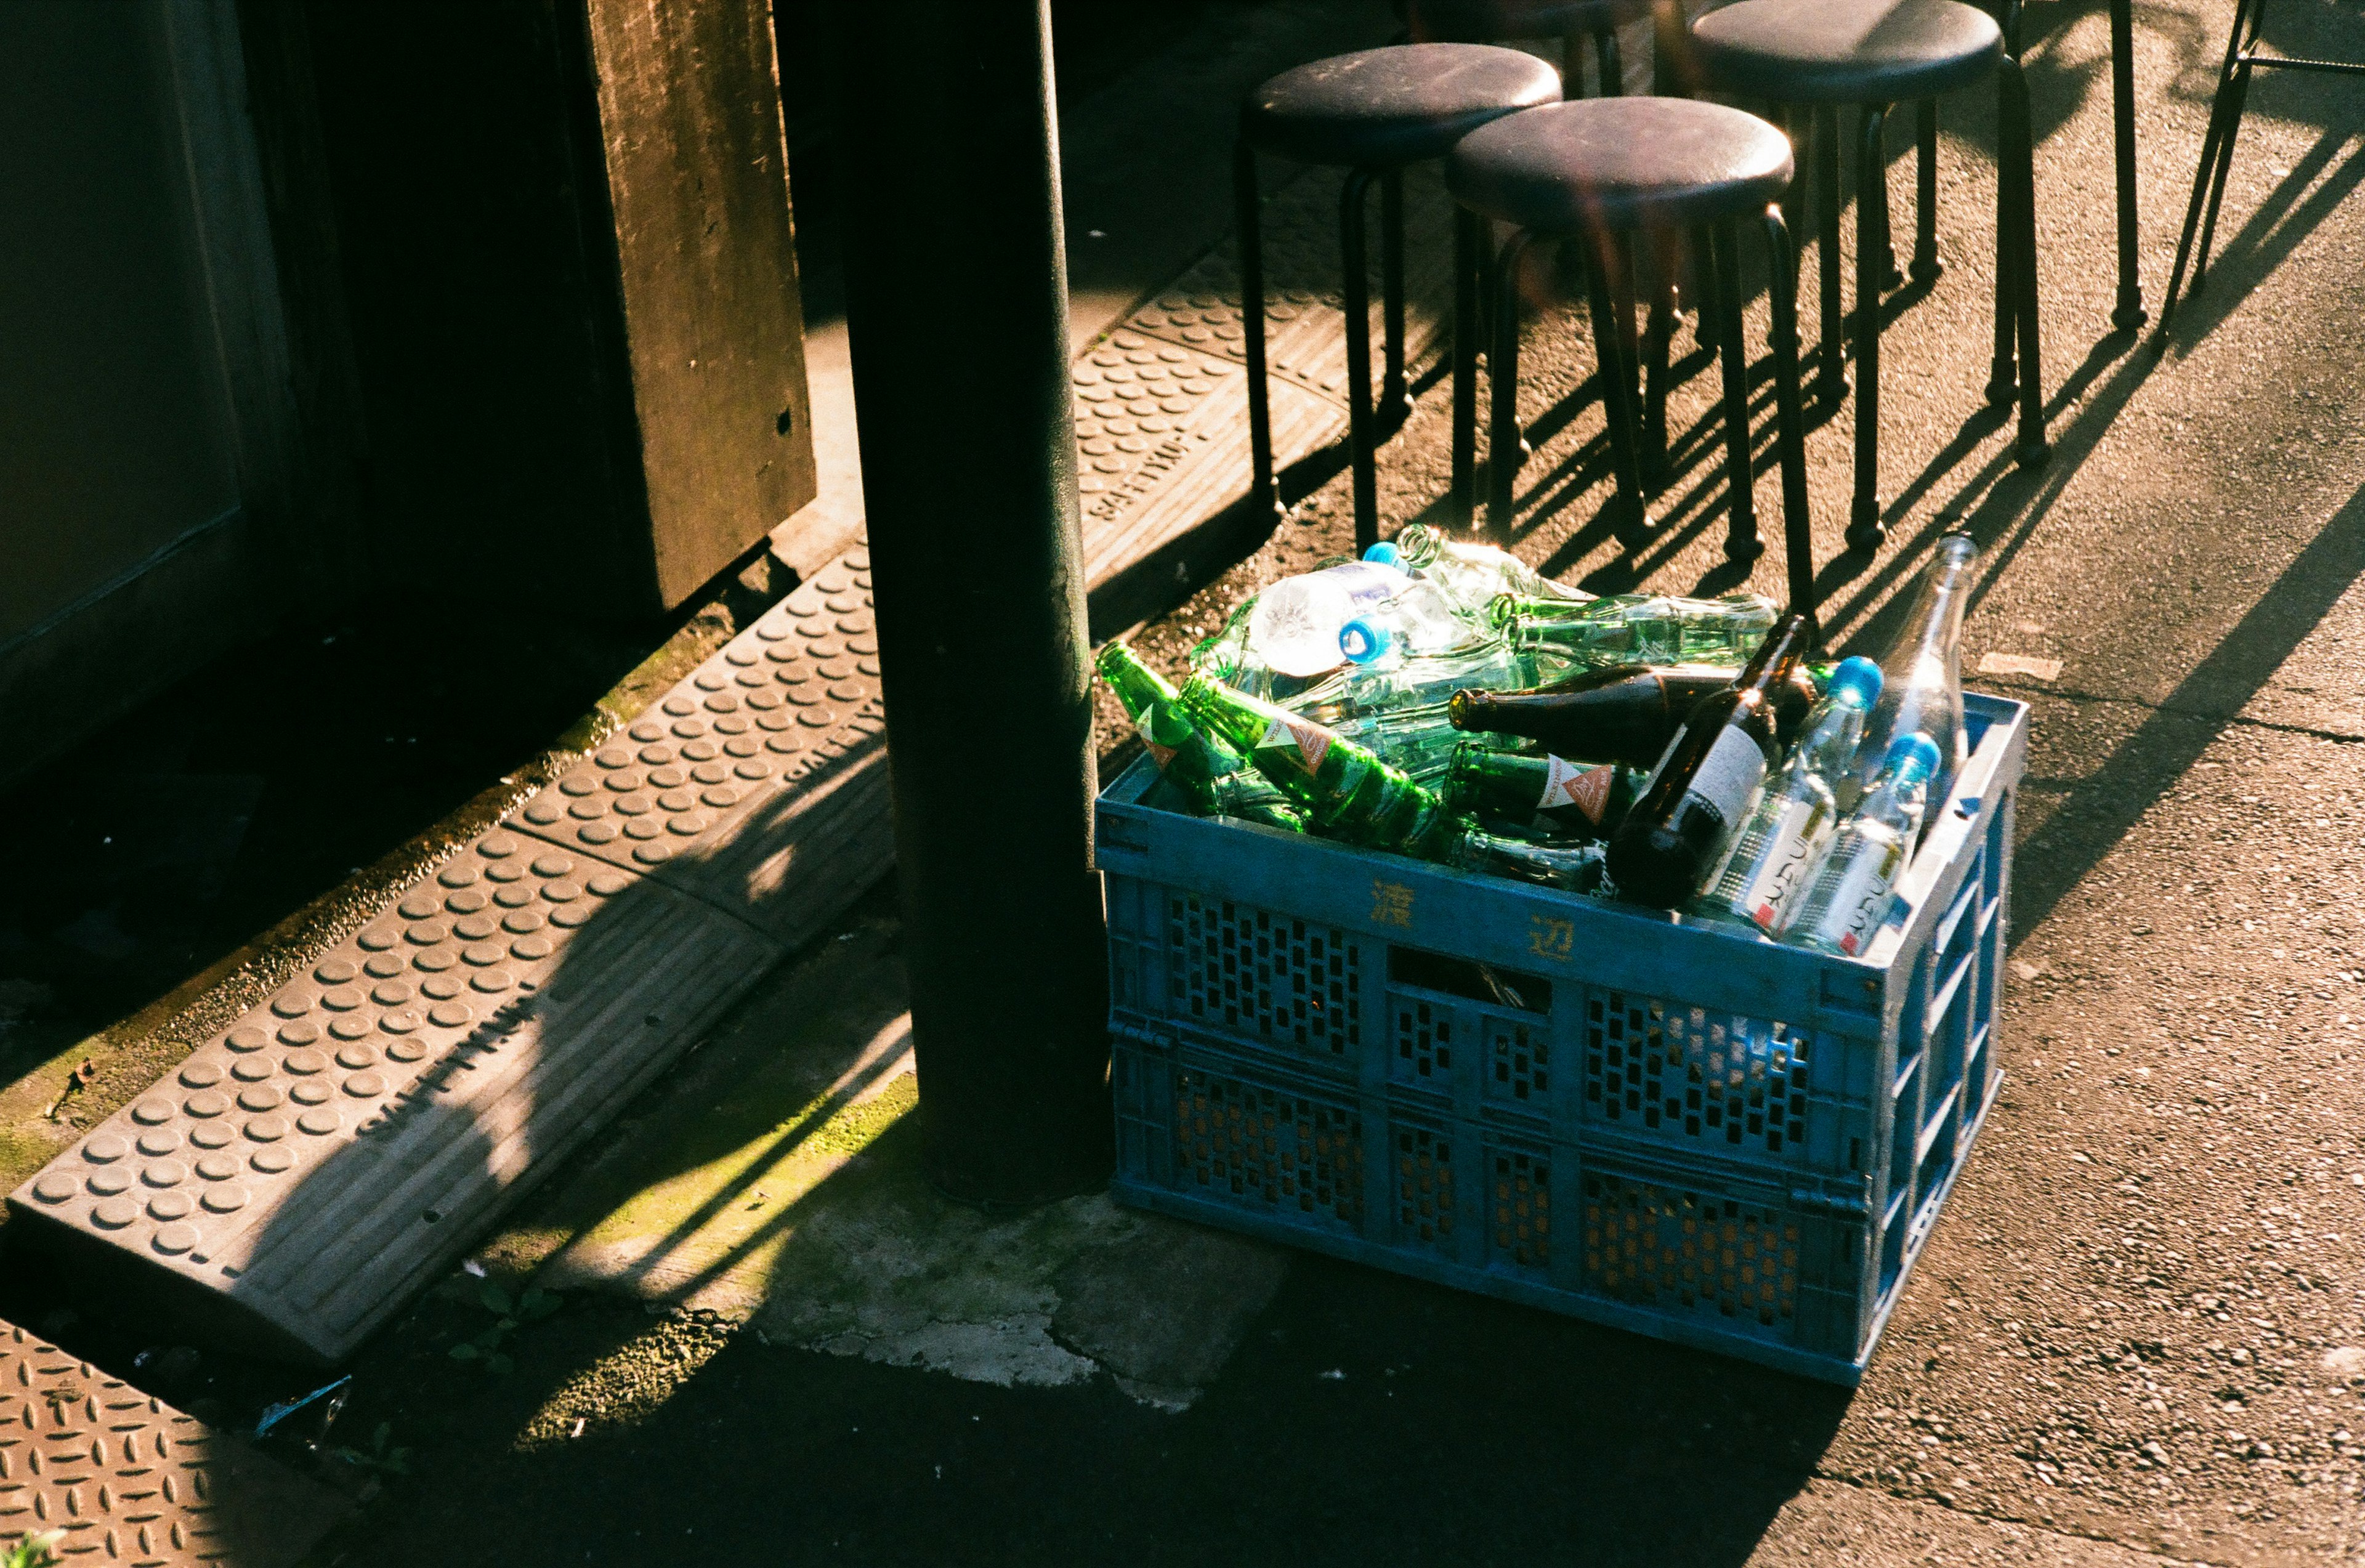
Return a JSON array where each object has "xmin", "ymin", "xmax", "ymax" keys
[
  {"xmin": 1338, "ymin": 617, "xmax": 1394, "ymax": 664},
  {"xmin": 1362, "ymin": 541, "xmax": 1402, "ymax": 569},
  {"xmin": 1827, "ymin": 655, "xmax": 1883, "ymax": 708},
  {"xmin": 1883, "ymin": 732, "xmax": 1943, "ymax": 783}
]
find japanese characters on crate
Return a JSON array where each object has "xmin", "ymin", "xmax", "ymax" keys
[{"xmin": 1098, "ymin": 526, "xmax": 1979, "ymax": 950}]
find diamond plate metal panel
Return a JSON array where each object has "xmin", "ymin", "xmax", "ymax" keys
[
  {"xmin": 0, "ymin": 1322, "xmax": 344, "ymax": 1566},
  {"xmin": 9, "ymin": 828, "xmax": 778, "ymax": 1363}
]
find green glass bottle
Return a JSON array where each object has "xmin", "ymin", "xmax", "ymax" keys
[
  {"xmin": 1179, "ymin": 675, "xmax": 1436, "ymax": 847},
  {"xmin": 1443, "ymin": 742, "xmax": 1636, "ymax": 839},
  {"xmin": 1490, "ymin": 591, "xmax": 1779, "ymax": 669},
  {"xmin": 1096, "ymin": 644, "xmax": 1306, "ymax": 831}
]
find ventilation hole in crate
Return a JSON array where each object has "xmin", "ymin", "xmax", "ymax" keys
[
  {"xmin": 1581, "ymin": 1173, "xmax": 1799, "ymax": 1329},
  {"xmin": 1171, "ymin": 1068, "xmax": 1364, "ymax": 1227},
  {"xmin": 1583, "ymin": 993, "xmax": 1812, "ymax": 1157},
  {"xmin": 1489, "ymin": 1019, "xmax": 1547, "ymax": 1105},
  {"xmin": 1393, "ymin": 1001, "xmax": 1452, "ymax": 1083},
  {"xmin": 1490, "ymin": 1149, "xmax": 1550, "ymax": 1271},
  {"xmin": 1168, "ymin": 894, "xmax": 1361, "ymax": 1059},
  {"xmin": 1394, "ymin": 1127, "xmax": 1453, "ymax": 1247}
]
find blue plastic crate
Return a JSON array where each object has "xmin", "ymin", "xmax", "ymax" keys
[{"xmin": 1097, "ymin": 692, "xmax": 2027, "ymax": 1384}]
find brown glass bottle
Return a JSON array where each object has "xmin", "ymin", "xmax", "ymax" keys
[
  {"xmin": 1603, "ymin": 615, "xmax": 1816, "ymax": 908},
  {"xmin": 1445, "ymin": 661, "xmax": 1829, "ymax": 766}
]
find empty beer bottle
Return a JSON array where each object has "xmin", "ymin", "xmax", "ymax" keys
[
  {"xmin": 1366, "ymin": 526, "xmax": 1587, "ymax": 610},
  {"xmin": 1444, "ymin": 741, "xmax": 1635, "ymax": 839},
  {"xmin": 1699, "ymin": 655, "xmax": 1885, "ymax": 932},
  {"xmin": 1179, "ymin": 675, "xmax": 1441, "ymax": 849},
  {"xmin": 1096, "ymin": 644, "xmax": 1306, "ymax": 831},
  {"xmin": 1446, "ymin": 661, "xmax": 1828, "ymax": 768},
  {"xmin": 1854, "ymin": 533, "xmax": 1976, "ymax": 806},
  {"xmin": 1447, "ymin": 828, "xmax": 1608, "ymax": 892},
  {"xmin": 1604, "ymin": 613, "xmax": 1815, "ymax": 908},
  {"xmin": 1783, "ymin": 733, "xmax": 1942, "ymax": 956},
  {"xmin": 1492, "ymin": 591, "xmax": 1778, "ymax": 669}
]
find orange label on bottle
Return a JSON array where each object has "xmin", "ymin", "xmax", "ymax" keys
[{"xmin": 1539, "ymin": 756, "xmax": 1615, "ymax": 825}]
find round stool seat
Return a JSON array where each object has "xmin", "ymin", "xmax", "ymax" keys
[
  {"xmin": 1240, "ymin": 44, "xmax": 1563, "ymax": 169},
  {"xmin": 1447, "ymin": 99, "xmax": 1793, "ymax": 232},
  {"xmin": 1690, "ymin": 0, "xmax": 2004, "ymax": 105},
  {"xmin": 1409, "ymin": 0, "xmax": 1655, "ymax": 41}
]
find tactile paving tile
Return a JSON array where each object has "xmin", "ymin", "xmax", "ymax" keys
[
  {"xmin": 9, "ymin": 828, "xmax": 777, "ymax": 1363},
  {"xmin": 1077, "ymin": 166, "xmax": 1459, "ymax": 588},
  {"xmin": 0, "ymin": 1321, "xmax": 344, "ymax": 1566},
  {"xmin": 509, "ymin": 548, "xmax": 894, "ymax": 946}
]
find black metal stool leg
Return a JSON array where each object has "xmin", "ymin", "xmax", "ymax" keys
[
  {"xmin": 1340, "ymin": 168, "xmax": 1380, "ymax": 554},
  {"xmin": 1760, "ymin": 206, "xmax": 1817, "ymax": 633},
  {"xmin": 1848, "ymin": 103, "xmax": 1892, "ymax": 552},
  {"xmin": 2191, "ymin": 0, "xmax": 2266, "ymax": 296},
  {"xmin": 1779, "ymin": 104, "xmax": 1808, "ymax": 264},
  {"xmin": 1235, "ymin": 140, "xmax": 1282, "ymax": 526},
  {"xmin": 1583, "ymin": 228, "xmax": 1651, "ymax": 543},
  {"xmin": 1913, "ymin": 98, "xmax": 1943, "ymax": 283},
  {"xmin": 2109, "ymin": 0, "xmax": 2146, "ymax": 329},
  {"xmin": 1985, "ymin": 66, "xmax": 2020, "ymax": 407},
  {"xmin": 1813, "ymin": 103, "xmax": 1848, "ymax": 402},
  {"xmin": 1642, "ymin": 229, "xmax": 1675, "ymax": 490},
  {"xmin": 2157, "ymin": 0, "xmax": 2257, "ymax": 334},
  {"xmin": 1652, "ymin": 0, "xmax": 1690, "ymax": 97},
  {"xmin": 1709, "ymin": 219, "xmax": 1761, "ymax": 561},
  {"xmin": 1561, "ymin": 31, "xmax": 1586, "ymax": 97},
  {"xmin": 2000, "ymin": 56, "xmax": 2048, "ymax": 466},
  {"xmin": 1485, "ymin": 230, "xmax": 1536, "ymax": 544},
  {"xmin": 1595, "ymin": 28, "xmax": 1624, "ymax": 95},
  {"xmin": 1381, "ymin": 168, "xmax": 1409, "ymax": 424},
  {"xmin": 1451, "ymin": 205, "xmax": 1482, "ymax": 528}
]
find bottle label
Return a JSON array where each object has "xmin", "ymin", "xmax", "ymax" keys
[
  {"xmin": 1538, "ymin": 756, "xmax": 1617, "ymax": 827},
  {"xmin": 1809, "ymin": 838, "xmax": 1906, "ymax": 956},
  {"xmin": 1133, "ymin": 716, "xmax": 1178, "ymax": 772},
  {"xmin": 1739, "ymin": 798, "xmax": 1820, "ymax": 932},
  {"xmin": 1682, "ymin": 727, "xmax": 1768, "ymax": 831},
  {"xmin": 1258, "ymin": 713, "xmax": 1332, "ymax": 776}
]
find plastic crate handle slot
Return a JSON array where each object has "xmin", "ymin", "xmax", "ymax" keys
[
  {"xmin": 1788, "ymin": 1179, "xmax": 1874, "ymax": 1222},
  {"xmin": 1098, "ymin": 810, "xmax": 1152, "ymax": 856},
  {"xmin": 1110, "ymin": 1020, "xmax": 1176, "ymax": 1055}
]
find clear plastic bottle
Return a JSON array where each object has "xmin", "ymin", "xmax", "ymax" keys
[
  {"xmin": 1285, "ymin": 640, "xmax": 1566, "ymax": 730},
  {"xmin": 1246, "ymin": 559, "xmax": 1411, "ymax": 678},
  {"xmin": 1336, "ymin": 575, "xmax": 1491, "ymax": 664},
  {"xmin": 1853, "ymin": 533, "xmax": 1976, "ymax": 807},
  {"xmin": 1699, "ymin": 656, "xmax": 1885, "ymax": 934},
  {"xmin": 1781, "ymin": 733, "xmax": 1943, "ymax": 957},
  {"xmin": 1366, "ymin": 527, "xmax": 1588, "ymax": 612}
]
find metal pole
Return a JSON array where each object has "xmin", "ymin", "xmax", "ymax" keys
[{"xmin": 826, "ymin": 0, "xmax": 1110, "ymax": 1205}]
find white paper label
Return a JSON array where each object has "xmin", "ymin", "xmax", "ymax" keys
[
  {"xmin": 1738, "ymin": 798, "xmax": 1819, "ymax": 932},
  {"xmin": 1683, "ymin": 727, "xmax": 1768, "ymax": 830}
]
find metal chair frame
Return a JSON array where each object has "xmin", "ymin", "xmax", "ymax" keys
[{"xmin": 2156, "ymin": 0, "xmax": 2365, "ymax": 334}]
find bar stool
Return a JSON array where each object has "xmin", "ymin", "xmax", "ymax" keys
[
  {"xmin": 1689, "ymin": 0, "xmax": 2046, "ymax": 553},
  {"xmin": 1405, "ymin": 0, "xmax": 1664, "ymax": 97},
  {"xmin": 1238, "ymin": 44, "xmax": 1561, "ymax": 552},
  {"xmin": 1445, "ymin": 99, "xmax": 1821, "ymax": 620}
]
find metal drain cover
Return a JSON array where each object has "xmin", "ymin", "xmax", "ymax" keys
[{"xmin": 0, "ymin": 1320, "xmax": 345, "ymax": 1566}]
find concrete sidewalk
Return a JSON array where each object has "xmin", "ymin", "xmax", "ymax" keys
[{"xmin": 6, "ymin": 0, "xmax": 2365, "ymax": 1562}]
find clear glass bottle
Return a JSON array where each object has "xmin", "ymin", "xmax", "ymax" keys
[
  {"xmin": 1853, "ymin": 533, "xmax": 1976, "ymax": 806},
  {"xmin": 1782, "ymin": 733, "xmax": 1943, "ymax": 956},
  {"xmin": 1367, "ymin": 526, "xmax": 1587, "ymax": 611},
  {"xmin": 1699, "ymin": 656, "xmax": 1885, "ymax": 933},
  {"xmin": 1492, "ymin": 591, "xmax": 1779, "ymax": 670}
]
